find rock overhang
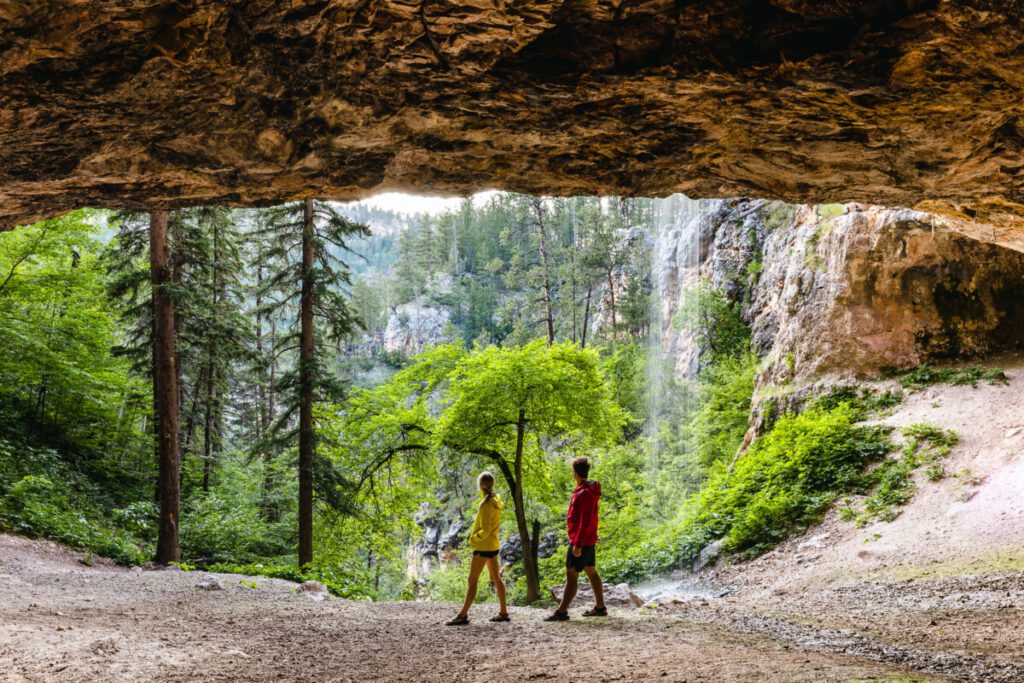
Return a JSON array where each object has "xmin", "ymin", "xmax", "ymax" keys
[{"xmin": 1, "ymin": 0, "xmax": 1023, "ymax": 250}]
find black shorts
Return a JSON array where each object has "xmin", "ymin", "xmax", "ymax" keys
[
  {"xmin": 473, "ymin": 549, "xmax": 499, "ymax": 558},
  {"xmin": 566, "ymin": 545, "xmax": 596, "ymax": 572}
]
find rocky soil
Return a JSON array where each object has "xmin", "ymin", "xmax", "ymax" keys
[{"xmin": 0, "ymin": 533, "xmax": 975, "ymax": 683}]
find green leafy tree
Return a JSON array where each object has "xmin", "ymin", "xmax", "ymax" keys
[{"xmin": 333, "ymin": 340, "xmax": 623, "ymax": 603}]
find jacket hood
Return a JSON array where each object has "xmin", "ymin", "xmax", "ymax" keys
[{"xmin": 576, "ymin": 480, "xmax": 601, "ymax": 498}]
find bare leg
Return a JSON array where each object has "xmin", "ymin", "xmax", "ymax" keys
[
  {"xmin": 485, "ymin": 557, "xmax": 508, "ymax": 616},
  {"xmin": 583, "ymin": 565, "xmax": 605, "ymax": 609},
  {"xmin": 457, "ymin": 554, "xmax": 488, "ymax": 619},
  {"xmin": 556, "ymin": 566, "xmax": 579, "ymax": 613}
]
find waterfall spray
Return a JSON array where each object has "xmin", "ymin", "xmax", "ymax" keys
[{"xmin": 644, "ymin": 194, "xmax": 707, "ymax": 471}]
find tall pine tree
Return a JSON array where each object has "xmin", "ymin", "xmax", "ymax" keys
[{"xmin": 257, "ymin": 199, "xmax": 368, "ymax": 566}]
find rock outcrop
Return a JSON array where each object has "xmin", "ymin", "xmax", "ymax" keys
[
  {"xmin": 407, "ymin": 502, "xmax": 464, "ymax": 580},
  {"xmin": 749, "ymin": 204, "xmax": 1024, "ymax": 382},
  {"xmin": 382, "ymin": 300, "xmax": 450, "ymax": 357},
  {"xmin": 657, "ymin": 199, "xmax": 1024, "ymax": 381},
  {"xmin": 2, "ymin": 2, "xmax": 1024, "ymax": 248}
]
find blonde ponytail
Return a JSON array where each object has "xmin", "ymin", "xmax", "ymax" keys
[{"xmin": 477, "ymin": 471, "xmax": 495, "ymax": 502}]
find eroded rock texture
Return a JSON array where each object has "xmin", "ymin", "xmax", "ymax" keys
[
  {"xmin": 1, "ymin": 1, "xmax": 1024, "ymax": 247},
  {"xmin": 749, "ymin": 204, "xmax": 1024, "ymax": 381},
  {"xmin": 656, "ymin": 200, "xmax": 1024, "ymax": 381}
]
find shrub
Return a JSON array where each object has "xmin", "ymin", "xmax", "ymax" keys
[
  {"xmin": 892, "ymin": 365, "xmax": 1008, "ymax": 390},
  {"xmin": 180, "ymin": 488, "xmax": 292, "ymax": 564},
  {"xmin": 426, "ymin": 553, "xmax": 497, "ymax": 604},
  {"xmin": 600, "ymin": 401, "xmax": 893, "ymax": 581},
  {"xmin": 0, "ymin": 474, "xmax": 149, "ymax": 565},
  {"xmin": 689, "ymin": 403, "xmax": 892, "ymax": 557},
  {"xmin": 849, "ymin": 423, "xmax": 958, "ymax": 526}
]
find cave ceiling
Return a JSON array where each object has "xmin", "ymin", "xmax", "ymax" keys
[{"xmin": 1, "ymin": 1, "xmax": 1023, "ymax": 248}]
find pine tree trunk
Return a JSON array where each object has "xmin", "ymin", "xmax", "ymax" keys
[
  {"xmin": 581, "ymin": 285, "xmax": 593, "ymax": 349},
  {"xmin": 512, "ymin": 409, "xmax": 540, "ymax": 603},
  {"xmin": 268, "ymin": 314, "xmax": 277, "ymax": 425},
  {"xmin": 532, "ymin": 200, "xmax": 555, "ymax": 346},
  {"xmin": 255, "ymin": 250, "xmax": 267, "ymax": 439},
  {"xmin": 169, "ymin": 214, "xmax": 185, "ymax": 452},
  {"xmin": 151, "ymin": 210, "xmax": 181, "ymax": 565},
  {"xmin": 202, "ymin": 362, "xmax": 215, "ymax": 492},
  {"xmin": 180, "ymin": 370, "xmax": 206, "ymax": 492},
  {"xmin": 298, "ymin": 198, "xmax": 316, "ymax": 567},
  {"xmin": 201, "ymin": 220, "xmax": 222, "ymax": 493}
]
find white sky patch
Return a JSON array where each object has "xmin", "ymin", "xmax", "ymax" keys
[{"xmin": 356, "ymin": 191, "xmax": 499, "ymax": 216}]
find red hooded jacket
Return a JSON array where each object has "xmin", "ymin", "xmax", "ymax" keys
[{"xmin": 567, "ymin": 480, "xmax": 601, "ymax": 547}]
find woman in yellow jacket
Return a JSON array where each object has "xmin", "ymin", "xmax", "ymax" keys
[{"xmin": 446, "ymin": 472, "xmax": 510, "ymax": 625}]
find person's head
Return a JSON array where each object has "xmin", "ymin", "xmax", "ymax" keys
[
  {"xmin": 478, "ymin": 471, "xmax": 495, "ymax": 497},
  {"xmin": 571, "ymin": 456, "xmax": 590, "ymax": 483}
]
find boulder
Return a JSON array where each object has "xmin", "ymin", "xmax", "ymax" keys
[
  {"xmin": 196, "ymin": 574, "xmax": 223, "ymax": 591},
  {"xmin": 693, "ymin": 539, "xmax": 725, "ymax": 573},
  {"xmin": 499, "ymin": 532, "xmax": 559, "ymax": 565},
  {"xmin": 550, "ymin": 582, "xmax": 644, "ymax": 609},
  {"xmin": 299, "ymin": 581, "xmax": 330, "ymax": 601},
  {"xmin": 641, "ymin": 595, "xmax": 709, "ymax": 612}
]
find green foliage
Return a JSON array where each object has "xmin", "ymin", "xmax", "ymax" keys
[
  {"xmin": 690, "ymin": 354, "xmax": 758, "ymax": 471},
  {"xmin": 694, "ymin": 403, "xmax": 892, "ymax": 556},
  {"xmin": 889, "ymin": 364, "xmax": 1008, "ymax": 390},
  {"xmin": 603, "ymin": 402, "xmax": 894, "ymax": 581},
  {"xmin": 424, "ymin": 551, "xmax": 497, "ymax": 604},
  {"xmin": 206, "ymin": 560, "xmax": 376, "ymax": 600},
  {"xmin": 0, "ymin": 473, "xmax": 148, "ymax": 565},
  {"xmin": 810, "ymin": 385, "xmax": 905, "ymax": 416},
  {"xmin": 673, "ymin": 279, "xmax": 750, "ymax": 362},
  {"xmin": 599, "ymin": 342, "xmax": 647, "ymax": 432},
  {"xmin": 180, "ymin": 484, "xmax": 293, "ymax": 564},
  {"xmin": 847, "ymin": 423, "xmax": 958, "ymax": 526}
]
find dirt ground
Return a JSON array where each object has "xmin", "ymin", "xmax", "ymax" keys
[
  {"xmin": 3, "ymin": 358, "xmax": 1023, "ymax": 683},
  {"xmin": 1, "ymin": 533, "xmax": 1020, "ymax": 683}
]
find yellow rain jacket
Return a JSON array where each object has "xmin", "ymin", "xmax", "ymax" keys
[{"xmin": 468, "ymin": 493, "xmax": 503, "ymax": 552}]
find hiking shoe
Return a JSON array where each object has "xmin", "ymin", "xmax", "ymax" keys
[
  {"xmin": 582, "ymin": 606, "xmax": 608, "ymax": 617},
  {"xmin": 544, "ymin": 610, "xmax": 570, "ymax": 622}
]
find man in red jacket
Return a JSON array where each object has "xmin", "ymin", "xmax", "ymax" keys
[{"xmin": 545, "ymin": 456, "xmax": 606, "ymax": 621}]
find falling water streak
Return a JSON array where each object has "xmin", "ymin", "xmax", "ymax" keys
[{"xmin": 645, "ymin": 194, "xmax": 707, "ymax": 473}]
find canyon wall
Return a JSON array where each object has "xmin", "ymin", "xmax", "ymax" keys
[{"xmin": 656, "ymin": 200, "xmax": 1024, "ymax": 384}]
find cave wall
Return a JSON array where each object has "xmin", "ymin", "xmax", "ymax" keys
[{"xmin": 2, "ymin": 1, "xmax": 1024, "ymax": 250}]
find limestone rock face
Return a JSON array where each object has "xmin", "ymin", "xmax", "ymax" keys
[
  {"xmin": 2, "ymin": 1, "xmax": 1024, "ymax": 248},
  {"xmin": 382, "ymin": 300, "xmax": 450, "ymax": 357},
  {"xmin": 749, "ymin": 204, "xmax": 1024, "ymax": 381},
  {"xmin": 656, "ymin": 200, "xmax": 1024, "ymax": 381}
]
